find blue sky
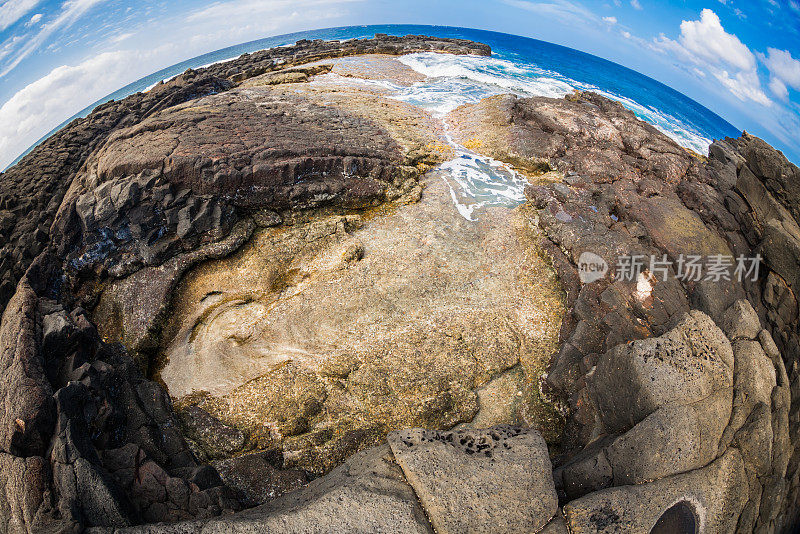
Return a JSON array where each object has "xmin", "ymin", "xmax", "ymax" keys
[{"xmin": 0, "ymin": 0, "xmax": 799, "ymax": 168}]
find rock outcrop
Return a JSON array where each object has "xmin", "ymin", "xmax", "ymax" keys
[
  {"xmin": 0, "ymin": 35, "xmax": 496, "ymax": 532},
  {"xmin": 0, "ymin": 33, "xmax": 798, "ymax": 534},
  {"xmin": 447, "ymin": 91, "xmax": 798, "ymax": 531},
  {"xmin": 388, "ymin": 427, "xmax": 558, "ymax": 534}
]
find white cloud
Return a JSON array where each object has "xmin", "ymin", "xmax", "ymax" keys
[
  {"xmin": 0, "ymin": 0, "xmax": 41, "ymax": 30},
  {"xmin": 110, "ymin": 32, "xmax": 134, "ymax": 44},
  {"xmin": 654, "ymin": 9, "xmax": 770, "ymax": 105},
  {"xmin": 676, "ymin": 8, "xmax": 754, "ymax": 70},
  {"xmin": 0, "ymin": 35, "xmax": 23, "ymax": 62},
  {"xmin": 186, "ymin": 0, "xmax": 360, "ymax": 22},
  {"xmin": 621, "ymin": 30, "xmax": 631, "ymax": 38},
  {"xmin": 0, "ymin": 49, "xmax": 161, "ymax": 169},
  {"xmin": 630, "ymin": 0, "xmax": 642, "ymax": 10},
  {"xmin": 25, "ymin": 12, "xmax": 42, "ymax": 27},
  {"xmin": 184, "ymin": 3, "xmax": 349, "ymax": 49},
  {"xmin": 602, "ymin": 16, "xmax": 617, "ymax": 24},
  {"xmin": 0, "ymin": 0, "xmax": 108, "ymax": 78},
  {"xmin": 0, "ymin": 0, "xmax": 362, "ymax": 168},
  {"xmin": 769, "ymin": 77, "xmax": 789, "ymax": 99},
  {"xmin": 761, "ymin": 47, "xmax": 800, "ymax": 100},
  {"xmin": 712, "ymin": 68, "xmax": 770, "ymax": 104}
]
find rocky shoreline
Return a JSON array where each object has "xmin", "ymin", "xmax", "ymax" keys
[{"xmin": 0, "ymin": 34, "xmax": 798, "ymax": 533}]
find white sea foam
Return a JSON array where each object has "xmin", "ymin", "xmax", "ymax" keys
[
  {"xmin": 396, "ymin": 52, "xmax": 573, "ymax": 116},
  {"xmin": 319, "ymin": 51, "xmax": 713, "ymax": 220},
  {"xmin": 438, "ymin": 145, "xmax": 529, "ymax": 221},
  {"xmin": 309, "ymin": 69, "xmax": 529, "ymax": 220},
  {"xmin": 397, "ymin": 52, "xmax": 712, "ymax": 154}
]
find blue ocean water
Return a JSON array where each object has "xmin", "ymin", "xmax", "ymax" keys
[{"xmin": 10, "ymin": 24, "xmax": 740, "ymax": 168}]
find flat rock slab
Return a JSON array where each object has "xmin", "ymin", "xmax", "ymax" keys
[{"xmin": 387, "ymin": 426, "xmax": 557, "ymax": 534}]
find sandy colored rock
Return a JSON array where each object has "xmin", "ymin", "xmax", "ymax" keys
[
  {"xmin": 159, "ymin": 172, "xmax": 565, "ymax": 471},
  {"xmin": 564, "ymin": 448, "xmax": 748, "ymax": 534},
  {"xmin": 0, "ymin": 280, "xmax": 54, "ymax": 457},
  {"xmin": 388, "ymin": 426, "xmax": 558, "ymax": 534},
  {"xmin": 285, "ymin": 54, "xmax": 427, "ymax": 86}
]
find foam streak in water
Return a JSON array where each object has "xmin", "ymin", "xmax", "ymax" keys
[
  {"xmin": 311, "ymin": 71, "xmax": 530, "ymax": 220},
  {"xmin": 319, "ymin": 51, "xmax": 716, "ymax": 220},
  {"xmin": 437, "ymin": 130, "xmax": 529, "ymax": 221}
]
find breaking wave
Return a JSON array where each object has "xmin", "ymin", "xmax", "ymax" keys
[{"xmin": 397, "ymin": 52, "xmax": 713, "ymax": 154}]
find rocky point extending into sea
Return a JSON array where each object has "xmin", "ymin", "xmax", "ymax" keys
[{"xmin": 0, "ymin": 33, "xmax": 798, "ymax": 533}]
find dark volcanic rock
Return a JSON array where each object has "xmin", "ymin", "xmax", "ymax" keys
[
  {"xmin": 442, "ymin": 87, "xmax": 800, "ymax": 531},
  {"xmin": 177, "ymin": 406, "xmax": 246, "ymax": 460},
  {"xmin": 448, "ymin": 91, "xmax": 704, "ymax": 184},
  {"xmin": 93, "ymin": 91, "xmax": 408, "ymax": 210},
  {"xmin": 455, "ymin": 92, "xmax": 797, "ymax": 531},
  {"xmin": 0, "ymin": 280, "xmax": 55, "ymax": 458},
  {"xmin": 212, "ymin": 451, "xmax": 308, "ymax": 507}
]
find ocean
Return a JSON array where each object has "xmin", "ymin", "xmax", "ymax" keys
[{"xmin": 9, "ymin": 24, "xmax": 740, "ymax": 169}]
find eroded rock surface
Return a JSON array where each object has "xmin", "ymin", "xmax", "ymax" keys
[
  {"xmin": 454, "ymin": 90, "xmax": 797, "ymax": 532},
  {"xmin": 159, "ymin": 170, "xmax": 564, "ymax": 474},
  {"xmin": 447, "ymin": 92, "xmax": 704, "ymax": 183},
  {"xmin": 0, "ymin": 32, "xmax": 799, "ymax": 534}
]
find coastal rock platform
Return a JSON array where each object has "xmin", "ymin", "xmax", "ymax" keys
[{"xmin": 0, "ymin": 33, "xmax": 798, "ymax": 534}]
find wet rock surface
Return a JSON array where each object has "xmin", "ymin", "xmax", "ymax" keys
[
  {"xmin": 156, "ymin": 174, "xmax": 564, "ymax": 475},
  {"xmin": 0, "ymin": 33, "xmax": 799, "ymax": 533}
]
